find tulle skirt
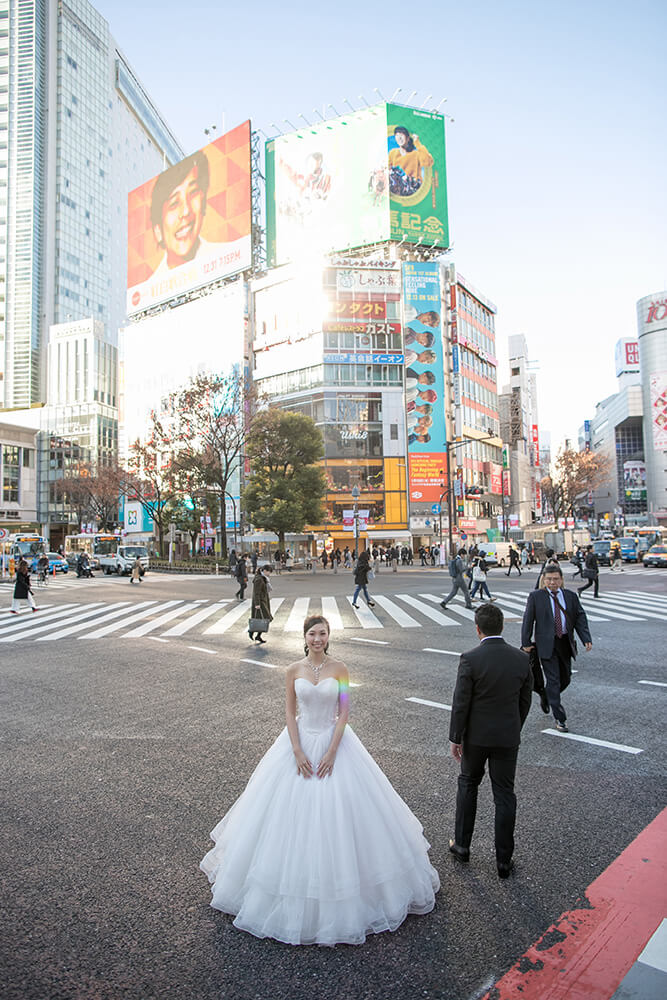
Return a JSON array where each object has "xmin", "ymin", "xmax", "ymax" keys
[{"xmin": 200, "ymin": 723, "xmax": 440, "ymax": 946}]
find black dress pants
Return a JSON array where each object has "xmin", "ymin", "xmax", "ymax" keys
[
  {"xmin": 540, "ymin": 635, "xmax": 571, "ymax": 724},
  {"xmin": 455, "ymin": 743, "xmax": 519, "ymax": 864}
]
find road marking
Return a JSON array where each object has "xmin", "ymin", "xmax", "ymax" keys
[
  {"xmin": 347, "ymin": 636, "xmax": 389, "ymax": 645},
  {"xmin": 507, "ymin": 590, "xmax": 611, "ymax": 622},
  {"xmin": 3, "ymin": 603, "xmax": 117, "ymax": 643},
  {"xmin": 0, "ymin": 602, "xmax": 80, "ymax": 634},
  {"xmin": 123, "ymin": 601, "xmax": 200, "ymax": 637},
  {"xmin": 346, "ymin": 596, "xmax": 382, "ymax": 628},
  {"xmin": 241, "ymin": 657, "xmax": 279, "ymax": 669},
  {"xmin": 639, "ymin": 680, "xmax": 667, "ymax": 688},
  {"xmin": 419, "ymin": 593, "xmax": 477, "ymax": 621},
  {"xmin": 406, "ymin": 696, "xmax": 452, "ymax": 711},
  {"xmin": 372, "ymin": 595, "xmax": 421, "ymax": 627},
  {"xmin": 589, "ymin": 594, "xmax": 666, "ymax": 620},
  {"xmin": 149, "ymin": 636, "xmax": 169, "ymax": 643},
  {"xmin": 161, "ymin": 601, "xmax": 228, "ymax": 636},
  {"xmin": 188, "ymin": 646, "xmax": 217, "ymax": 655},
  {"xmin": 321, "ymin": 595, "xmax": 344, "ymax": 631},
  {"xmin": 542, "ymin": 728, "xmax": 643, "ymax": 754},
  {"xmin": 284, "ymin": 596, "xmax": 310, "ymax": 631},
  {"xmin": 423, "ymin": 647, "xmax": 460, "ymax": 656},
  {"xmin": 397, "ymin": 593, "xmax": 457, "ymax": 625},
  {"xmin": 84, "ymin": 601, "xmax": 182, "ymax": 639},
  {"xmin": 203, "ymin": 599, "xmax": 252, "ymax": 634}
]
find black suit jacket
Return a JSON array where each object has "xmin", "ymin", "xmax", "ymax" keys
[
  {"xmin": 521, "ymin": 587, "xmax": 592, "ymax": 661},
  {"xmin": 449, "ymin": 638, "xmax": 532, "ymax": 747}
]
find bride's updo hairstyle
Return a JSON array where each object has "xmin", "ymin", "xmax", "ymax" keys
[{"xmin": 303, "ymin": 615, "xmax": 330, "ymax": 655}]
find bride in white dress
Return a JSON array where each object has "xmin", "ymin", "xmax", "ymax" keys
[{"xmin": 200, "ymin": 614, "xmax": 440, "ymax": 946}]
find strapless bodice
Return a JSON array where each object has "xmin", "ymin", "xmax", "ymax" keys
[{"xmin": 295, "ymin": 676, "xmax": 340, "ymax": 733}]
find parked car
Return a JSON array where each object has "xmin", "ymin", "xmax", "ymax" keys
[
  {"xmin": 643, "ymin": 545, "xmax": 667, "ymax": 568},
  {"xmin": 592, "ymin": 539, "xmax": 612, "ymax": 566},
  {"xmin": 31, "ymin": 552, "xmax": 69, "ymax": 574}
]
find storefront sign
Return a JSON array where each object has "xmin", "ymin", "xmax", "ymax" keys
[
  {"xmin": 323, "ymin": 353, "xmax": 404, "ymax": 364},
  {"xmin": 458, "ymin": 517, "xmax": 477, "ymax": 532}
]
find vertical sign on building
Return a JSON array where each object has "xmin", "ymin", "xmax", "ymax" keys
[
  {"xmin": 649, "ymin": 372, "xmax": 667, "ymax": 450},
  {"xmin": 531, "ymin": 424, "xmax": 539, "ymax": 466},
  {"xmin": 403, "ymin": 262, "xmax": 446, "ymax": 502}
]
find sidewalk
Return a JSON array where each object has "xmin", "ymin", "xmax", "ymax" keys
[{"xmin": 482, "ymin": 808, "xmax": 667, "ymax": 999}]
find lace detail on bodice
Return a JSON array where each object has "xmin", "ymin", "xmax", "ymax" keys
[{"xmin": 295, "ymin": 676, "xmax": 340, "ymax": 733}]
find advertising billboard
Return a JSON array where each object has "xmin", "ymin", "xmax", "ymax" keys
[
  {"xmin": 403, "ymin": 262, "xmax": 446, "ymax": 503},
  {"xmin": 649, "ymin": 371, "xmax": 667, "ymax": 450},
  {"xmin": 127, "ymin": 121, "xmax": 252, "ymax": 315},
  {"xmin": 266, "ymin": 103, "xmax": 448, "ymax": 266}
]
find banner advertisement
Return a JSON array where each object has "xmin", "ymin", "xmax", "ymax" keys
[
  {"xmin": 342, "ymin": 509, "xmax": 369, "ymax": 533},
  {"xmin": 649, "ymin": 371, "xmax": 667, "ymax": 450},
  {"xmin": 531, "ymin": 424, "xmax": 539, "ymax": 466},
  {"xmin": 266, "ymin": 103, "xmax": 448, "ymax": 266},
  {"xmin": 336, "ymin": 268, "xmax": 401, "ymax": 297},
  {"xmin": 490, "ymin": 465, "xmax": 502, "ymax": 495},
  {"xmin": 403, "ymin": 261, "xmax": 445, "ymax": 502},
  {"xmin": 386, "ymin": 103, "xmax": 448, "ymax": 248},
  {"xmin": 127, "ymin": 121, "xmax": 252, "ymax": 315},
  {"xmin": 333, "ymin": 300, "xmax": 387, "ymax": 319},
  {"xmin": 623, "ymin": 460, "xmax": 647, "ymax": 500}
]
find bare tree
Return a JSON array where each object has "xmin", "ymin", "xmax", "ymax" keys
[
  {"xmin": 541, "ymin": 448, "xmax": 613, "ymax": 523},
  {"xmin": 53, "ymin": 461, "xmax": 124, "ymax": 531},
  {"xmin": 125, "ymin": 415, "xmax": 177, "ymax": 557}
]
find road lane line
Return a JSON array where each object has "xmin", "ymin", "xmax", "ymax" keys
[
  {"xmin": 542, "ymin": 728, "xmax": 643, "ymax": 754},
  {"xmin": 419, "ymin": 594, "xmax": 477, "ymax": 621},
  {"xmin": 397, "ymin": 593, "xmax": 457, "ymax": 625},
  {"xmin": 372, "ymin": 595, "xmax": 421, "ymax": 627},
  {"xmin": 423, "ymin": 647, "xmax": 460, "ymax": 656},
  {"xmin": 346, "ymin": 596, "xmax": 383, "ymax": 628},
  {"xmin": 346, "ymin": 636, "xmax": 389, "ymax": 645},
  {"xmin": 123, "ymin": 602, "xmax": 200, "ymax": 637},
  {"xmin": 406, "ymin": 697, "xmax": 452, "ymax": 711},
  {"xmin": 241, "ymin": 657, "xmax": 279, "ymax": 669},
  {"xmin": 203, "ymin": 599, "xmax": 252, "ymax": 634},
  {"xmin": 639, "ymin": 680, "xmax": 667, "ymax": 688},
  {"xmin": 321, "ymin": 596, "xmax": 343, "ymax": 631},
  {"xmin": 188, "ymin": 646, "xmax": 217, "ymax": 655},
  {"xmin": 149, "ymin": 637, "xmax": 169, "ymax": 643},
  {"xmin": 284, "ymin": 596, "xmax": 310, "ymax": 631},
  {"xmin": 161, "ymin": 601, "xmax": 227, "ymax": 636},
  {"xmin": 84, "ymin": 601, "xmax": 182, "ymax": 638}
]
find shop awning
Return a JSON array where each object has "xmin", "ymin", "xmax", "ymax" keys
[{"xmin": 364, "ymin": 530, "xmax": 413, "ymax": 541}]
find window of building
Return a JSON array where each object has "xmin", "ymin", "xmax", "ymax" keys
[
  {"xmin": 2, "ymin": 445, "xmax": 20, "ymax": 502},
  {"xmin": 22, "ymin": 448, "xmax": 33, "ymax": 468}
]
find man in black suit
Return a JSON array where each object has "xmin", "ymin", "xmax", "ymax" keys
[
  {"xmin": 521, "ymin": 562, "xmax": 592, "ymax": 733},
  {"xmin": 449, "ymin": 603, "xmax": 532, "ymax": 878}
]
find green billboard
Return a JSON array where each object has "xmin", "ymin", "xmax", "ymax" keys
[{"xmin": 266, "ymin": 103, "xmax": 448, "ymax": 266}]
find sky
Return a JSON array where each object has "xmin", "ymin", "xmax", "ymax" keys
[{"xmin": 96, "ymin": 0, "xmax": 667, "ymax": 451}]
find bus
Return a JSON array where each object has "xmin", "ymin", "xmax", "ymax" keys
[
  {"xmin": 1, "ymin": 533, "xmax": 47, "ymax": 575},
  {"xmin": 631, "ymin": 526, "xmax": 666, "ymax": 556}
]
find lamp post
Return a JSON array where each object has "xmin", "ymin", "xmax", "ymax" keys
[{"xmin": 351, "ymin": 484, "xmax": 360, "ymax": 559}]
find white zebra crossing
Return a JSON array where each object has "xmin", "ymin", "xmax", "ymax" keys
[{"xmin": 0, "ymin": 588, "xmax": 663, "ymax": 642}]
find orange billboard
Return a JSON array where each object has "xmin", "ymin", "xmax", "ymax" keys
[{"xmin": 127, "ymin": 120, "xmax": 252, "ymax": 315}]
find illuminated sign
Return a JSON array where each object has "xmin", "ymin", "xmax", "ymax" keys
[{"xmin": 323, "ymin": 353, "xmax": 404, "ymax": 364}]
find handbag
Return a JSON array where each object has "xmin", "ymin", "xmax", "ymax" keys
[
  {"xmin": 472, "ymin": 564, "xmax": 486, "ymax": 582},
  {"xmin": 528, "ymin": 647, "xmax": 545, "ymax": 694},
  {"xmin": 583, "ymin": 567, "xmax": 595, "ymax": 580},
  {"xmin": 249, "ymin": 616, "xmax": 270, "ymax": 634},
  {"xmin": 367, "ymin": 569, "xmax": 375, "ymax": 581}
]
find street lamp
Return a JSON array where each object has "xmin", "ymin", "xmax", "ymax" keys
[{"xmin": 351, "ymin": 484, "xmax": 360, "ymax": 559}]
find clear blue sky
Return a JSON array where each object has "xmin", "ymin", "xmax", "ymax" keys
[{"xmin": 97, "ymin": 0, "xmax": 667, "ymax": 450}]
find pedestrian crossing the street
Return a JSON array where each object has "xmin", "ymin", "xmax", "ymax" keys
[{"xmin": 0, "ymin": 588, "xmax": 664, "ymax": 643}]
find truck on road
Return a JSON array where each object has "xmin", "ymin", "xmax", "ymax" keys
[{"xmin": 98, "ymin": 542, "xmax": 149, "ymax": 576}]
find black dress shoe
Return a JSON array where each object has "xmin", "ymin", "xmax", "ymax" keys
[
  {"xmin": 256, "ymin": 637, "xmax": 267, "ymax": 644},
  {"xmin": 448, "ymin": 839, "xmax": 470, "ymax": 862},
  {"xmin": 497, "ymin": 861, "xmax": 513, "ymax": 879},
  {"xmin": 539, "ymin": 691, "xmax": 550, "ymax": 714}
]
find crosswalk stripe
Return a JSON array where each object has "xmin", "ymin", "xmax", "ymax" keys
[
  {"xmin": 7, "ymin": 603, "xmax": 125, "ymax": 643},
  {"xmin": 85, "ymin": 601, "xmax": 183, "ymax": 639},
  {"xmin": 616, "ymin": 591, "xmax": 667, "ymax": 609},
  {"xmin": 506, "ymin": 591, "xmax": 611, "ymax": 622},
  {"xmin": 123, "ymin": 602, "xmax": 201, "ymax": 637},
  {"xmin": 161, "ymin": 601, "xmax": 229, "ymax": 636},
  {"xmin": 372, "ymin": 595, "xmax": 421, "ymax": 627},
  {"xmin": 0, "ymin": 603, "xmax": 80, "ymax": 634},
  {"xmin": 321, "ymin": 596, "xmax": 344, "ymax": 631},
  {"xmin": 345, "ymin": 597, "xmax": 382, "ymax": 628},
  {"xmin": 37, "ymin": 601, "xmax": 152, "ymax": 641},
  {"xmin": 284, "ymin": 596, "xmax": 310, "ymax": 632},
  {"xmin": 396, "ymin": 594, "xmax": 457, "ymax": 626},
  {"xmin": 420, "ymin": 594, "xmax": 476, "ymax": 621},
  {"xmin": 203, "ymin": 599, "xmax": 251, "ymax": 634},
  {"xmin": 575, "ymin": 599, "xmax": 644, "ymax": 621},
  {"xmin": 588, "ymin": 595, "xmax": 667, "ymax": 620}
]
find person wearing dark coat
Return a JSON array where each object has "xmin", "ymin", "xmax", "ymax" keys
[
  {"xmin": 449, "ymin": 603, "xmax": 532, "ymax": 878},
  {"xmin": 249, "ymin": 564, "xmax": 273, "ymax": 643},
  {"xmin": 11, "ymin": 559, "xmax": 37, "ymax": 613},
  {"xmin": 534, "ymin": 548, "xmax": 556, "ymax": 589},
  {"xmin": 577, "ymin": 546, "xmax": 600, "ymax": 598},
  {"xmin": 351, "ymin": 551, "xmax": 375, "ymax": 608},
  {"xmin": 234, "ymin": 555, "xmax": 248, "ymax": 600},
  {"xmin": 521, "ymin": 561, "xmax": 592, "ymax": 732}
]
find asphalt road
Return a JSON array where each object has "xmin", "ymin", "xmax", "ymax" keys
[{"xmin": 1, "ymin": 563, "xmax": 665, "ymax": 1000}]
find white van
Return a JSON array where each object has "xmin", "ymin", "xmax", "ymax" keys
[{"xmin": 478, "ymin": 541, "xmax": 512, "ymax": 568}]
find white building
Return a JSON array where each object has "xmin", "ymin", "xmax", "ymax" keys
[
  {"xmin": 0, "ymin": 0, "xmax": 183, "ymax": 409},
  {"xmin": 0, "ymin": 420, "xmax": 38, "ymax": 532},
  {"xmin": 498, "ymin": 335, "xmax": 542, "ymax": 527}
]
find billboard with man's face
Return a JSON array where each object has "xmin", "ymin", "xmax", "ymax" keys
[
  {"xmin": 266, "ymin": 103, "xmax": 448, "ymax": 266},
  {"xmin": 127, "ymin": 121, "xmax": 252, "ymax": 315}
]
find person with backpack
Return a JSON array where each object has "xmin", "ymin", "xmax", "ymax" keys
[{"xmin": 440, "ymin": 549, "xmax": 473, "ymax": 610}]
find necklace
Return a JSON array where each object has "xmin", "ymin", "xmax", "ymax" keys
[{"xmin": 307, "ymin": 656, "xmax": 326, "ymax": 682}]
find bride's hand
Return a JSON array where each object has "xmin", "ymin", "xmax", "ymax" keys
[
  {"xmin": 317, "ymin": 750, "xmax": 336, "ymax": 779},
  {"xmin": 294, "ymin": 749, "xmax": 313, "ymax": 779}
]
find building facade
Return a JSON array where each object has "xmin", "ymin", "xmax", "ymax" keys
[
  {"xmin": 0, "ymin": 420, "xmax": 38, "ymax": 534},
  {"xmin": 0, "ymin": 0, "xmax": 182, "ymax": 409},
  {"xmin": 637, "ymin": 291, "xmax": 667, "ymax": 523},
  {"xmin": 498, "ymin": 334, "xmax": 542, "ymax": 529}
]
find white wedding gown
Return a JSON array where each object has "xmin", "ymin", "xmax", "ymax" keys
[{"xmin": 200, "ymin": 676, "xmax": 440, "ymax": 945}]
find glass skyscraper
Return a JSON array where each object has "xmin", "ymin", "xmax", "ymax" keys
[{"xmin": 0, "ymin": 0, "xmax": 183, "ymax": 409}]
